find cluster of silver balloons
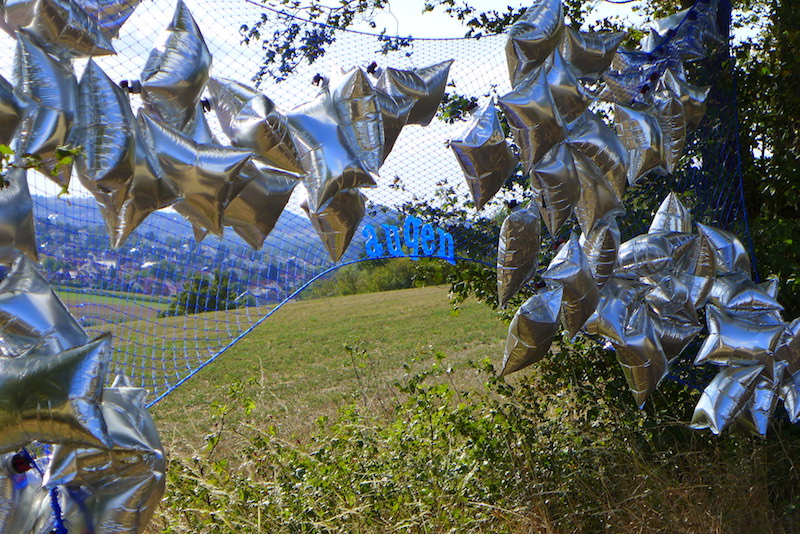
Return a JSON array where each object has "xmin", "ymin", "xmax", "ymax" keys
[{"xmin": 0, "ymin": 250, "xmax": 164, "ymax": 533}]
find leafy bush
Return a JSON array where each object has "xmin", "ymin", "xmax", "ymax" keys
[{"xmin": 160, "ymin": 270, "xmax": 249, "ymax": 317}]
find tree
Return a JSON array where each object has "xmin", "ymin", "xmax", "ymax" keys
[{"xmin": 160, "ymin": 270, "xmax": 247, "ymax": 317}]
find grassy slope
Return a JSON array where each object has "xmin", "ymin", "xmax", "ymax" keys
[{"xmin": 151, "ymin": 285, "xmax": 508, "ymax": 451}]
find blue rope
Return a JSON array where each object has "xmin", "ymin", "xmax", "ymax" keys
[{"xmin": 48, "ymin": 487, "xmax": 69, "ymax": 534}]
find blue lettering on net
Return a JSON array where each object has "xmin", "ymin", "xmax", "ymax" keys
[{"xmin": 363, "ymin": 216, "xmax": 455, "ymax": 264}]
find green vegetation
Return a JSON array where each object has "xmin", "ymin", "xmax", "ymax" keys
[{"xmin": 160, "ymin": 270, "xmax": 248, "ymax": 317}]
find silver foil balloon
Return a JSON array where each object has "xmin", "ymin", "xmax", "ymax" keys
[
  {"xmin": 288, "ymin": 87, "xmax": 376, "ymax": 214},
  {"xmin": 496, "ymin": 202, "xmax": 541, "ymax": 309},
  {"xmin": 450, "ymin": 100, "xmax": 518, "ymax": 211},
  {"xmin": 0, "ymin": 73, "xmax": 33, "ymax": 146},
  {"xmin": 736, "ymin": 362, "xmax": 785, "ymax": 436},
  {"xmin": 697, "ymin": 223, "xmax": 751, "ymax": 276},
  {"xmin": 74, "ymin": 59, "xmax": 135, "ymax": 202},
  {"xmin": 650, "ymin": 313, "xmax": 703, "ymax": 362},
  {"xmin": 139, "ymin": 111, "xmax": 253, "ymax": 235},
  {"xmin": 0, "ymin": 452, "xmax": 49, "ymax": 533},
  {"xmin": 611, "ymin": 306, "xmax": 668, "ymax": 408},
  {"xmin": 652, "ymin": 89, "xmax": 687, "ymax": 174},
  {"xmin": 663, "ymin": 231, "xmax": 697, "ymax": 262},
  {"xmin": 617, "ymin": 232, "xmax": 674, "ymax": 279},
  {"xmin": 600, "ymin": 60, "xmax": 667, "ymax": 107},
  {"xmin": 649, "ymin": 192, "xmax": 692, "ymax": 234},
  {"xmin": 140, "ymin": 0, "xmax": 211, "ymax": 131},
  {"xmin": 505, "ymin": 0, "xmax": 564, "ymax": 86},
  {"xmin": 545, "ymin": 49, "xmax": 592, "ymax": 126},
  {"xmin": 530, "ymin": 142, "xmax": 579, "ymax": 236},
  {"xmin": 775, "ymin": 318, "xmax": 800, "ymax": 375},
  {"xmin": 567, "ymin": 110, "xmax": 630, "ymax": 200},
  {"xmin": 208, "ymin": 77, "xmax": 304, "ymax": 175},
  {"xmin": 694, "ymin": 305, "xmax": 783, "ymax": 368},
  {"xmin": 0, "ymin": 334, "xmax": 110, "ymax": 453},
  {"xmin": 499, "ymin": 67, "xmax": 566, "ymax": 171},
  {"xmin": 12, "ymin": 30, "xmax": 77, "ymax": 186},
  {"xmin": 571, "ymin": 148, "xmax": 623, "ymax": 234},
  {"xmin": 707, "ymin": 273, "xmax": 783, "ymax": 315},
  {"xmin": 614, "ymin": 103, "xmax": 665, "ymax": 185},
  {"xmin": 3, "ymin": 0, "xmax": 115, "ymax": 58},
  {"xmin": 579, "ymin": 216, "xmax": 620, "ymax": 288},
  {"xmin": 0, "ymin": 252, "xmax": 87, "ymax": 357},
  {"xmin": 301, "ymin": 189, "xmax": 366, "ymax": 262},
  {"xmin": 331, "ymin": 67, "xmax": 384, "ymax": 175},
  {"xmin": 589, "ymin": 276, "xmax": 649, "ymax": 343},
  {"xmin": 373, "ymin": 87, "xmax": 414, "ymax": 162},
  {"xmin": 644, "ymin": 272, "xmax": 698, "ymax": 323},
  {"xmin": 501, "ymin": 286, "xmax": 562, "ymax": 375},
  {"xmin": 558, "ymin": 27, "xmax": 625, "ymax": 81},
  {"xmin": 690, "ymin": 365, "xmax": 764, "ymax": 435},
  {"xmin": 780, "ymin": 368, "xmax": 800, "ymax": 423},
  {"xmin": 45, "ymin": 385, "xmax": 166, "ymax": 534},
  {"xmin": 78, "ymin": 0, "xmax": 142, "ymax": 40},
  {"xmin": 224, "ymin": 160, "xmax": 298, "ymax": 250},
  {"xmin": 375, "ymin": 60, "xmax": 453, "ymax": 127},
  {"xmin": 0, "ymin": 168, "xmax": 37, "ymax": 261},
  {"xmin": 542, "ymin": 233, "xmax": 599, "ymax": 338},
  {"xmin": 657, "ymin": 69, "xmax": 708, "ymax": 131}
]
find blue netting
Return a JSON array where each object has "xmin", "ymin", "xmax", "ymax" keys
[{"xmin": 0, "ymin": 0, "xmax": 751, "ymax": 403}]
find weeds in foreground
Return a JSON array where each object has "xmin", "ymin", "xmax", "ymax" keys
[{"xmin": 155, "ymin": 338, "xmax": 800, "ymax": 533}]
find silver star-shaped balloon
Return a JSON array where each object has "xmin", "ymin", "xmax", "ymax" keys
[
  {"xmin": 496, "ymin": 202, "xmax": 541, "ymax": 309},
  {"xmin": 0, "ymin": 334, "xmax": 110, "ymax": 453},
  {"xmin": 586, "ymin": 276, "xmax": 649, "ymax": 343},
  {"xmin": 530, "ymin": 142, "xmax": 580, "ymax": 236},
  {"xmin": 543, "ymin": 232, "xmax": 599, "ymax": 338},
  {"xmin": 617, "ymin": 232, "xmax": 674, "ymax": 279},
  {"xmin": 331, "ymin": 67, "xmax": 384, "ymax": 175},
  {"xmin": 499, "ymin": 67, "xmax": 567, "ymax": 172},
  {"xmin": 375, "ymin": 60, "xmax": 453, "ymax": 127},
  {"xmin": 288, "ymin": 87, "xmax": 376, "ymax": 214},
  {"xmin": 579, "ymin": 215, "xmax": 620, "ymax": 288},
  {"xmin": 208, "ymin": 77, "xmax": 304, "ymax": 175},
  {"xmin": 735, "ymin": 361, "xmax": 785, "ymax": 436},
  {"xmin": 224, "ymin": 160, "xmax": 298, "ymax": 250},
  {"xmin": 649, "ymin": 192, "xmax": 692, "ymax": 234},
  {"xmin": 657, "ymin": 69, "xmax": 708, "ymax": 131},
  {"xmin": 544, "ymin": 49, "xmax": 592, "ymax": 126},
  {"xmin": 139, "ymin": 111, "xmax": 253, "ymax": 235},
  {"xmin": 707, "ymin": 273, "xmax": 783, "ymax": 315},
  {"xmin": 78, "ymin": 0, "xmax": 142, "ymax": 40},
  {"xmin": 140, "ymin": 0, "xmax": 211, "ymax": 131},
  {"xmin": 502, "ymin": 286, "xmax": 562, "ymax": 376},
  {"xmin": 780, "ymin": 367, "xmax": 800, "ymax": 423},
  {"xmin": 614, "ymin": 103, "xmax": 666, "ymax": 185},
  {"xmin": 652, "ymin": 89, "xmax": 687, "ymax": 174},
  {"xmin": 694, "ymin": 305, "xmax": 784, "ymax": 368},
  {"xmin": 567, "ymin": 110, "xmax": 630, "ymax": 200},
  {"xmin": 373, "ymin": 85, "xmax": 414, "ymax": 162},
  {"xmin": 0, "ymin": 168, "xmax": 37, "ymax": 261},
  {"xmin": 0, "ymin": 451, "xmax": 50, "ymax": 532},
  {"xmin": 450, "ymin": 100, "xmax": 519, "ymax": 211},
  {"xmin": 690, "ymin": 365, "xmax": 764, "ymax": 435},
  {"xmin": 696, "ymin": 223, "xmax": 750, "ymax": 276},
  {"xmin": 505, "ymin": 0, "xmax": 564, "ymax": 86},
  {"xmin": 775, "ymin": 318, "xmax": 800, "ymax": 375},
  {"xmin": 611, "ymin": 305, "xmax": 668, "ymax": 408},
  {"xmin": 301, "ymin": 189, "xmax": 366, "ymax": 263},
  {"xmin": 0, "ymin": 252, "xmax": 87, "ymax": 357},
  {"xmin": 0, "ymin": 73, "xmax": 33, "ymax": 146},
  {"xmin": 571, "ymin": 148, "xmax": 623, "ymax": 235},
  {"xmin": 558, "ymin": 27, "xmax": 626, "ymax": 81}
]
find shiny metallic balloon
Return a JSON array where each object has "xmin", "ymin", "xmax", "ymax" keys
[
  {"xmin": 375, "ymin": 60, "xmax": 453, "ymax": 127},
  {"xmin": 45, "ymin": 384, "xmax": 166, "ymax": 534},
  {"xmin": 649, "ymin": 192, "xmax": 692, "ymax": 234},
  {"xmin": 0, "ymin": 73, "xmax": 33, "ymax": 146},
  {"xmin": 74, "ymin": 59, "xmax": 135, "ymax": 196},
  {"xmin": 775, "ymin": 318, "xmax": 800, "ymax": 375},
  {"xmin": 12, "ymin": 30, "xmax": 77, "ymax": 186},
  {"xmin": 736, "ymin": 362, "xmax": 784, "ymax": 436},
  {"xmin": 505, "ymin": 0, "xmax": 564, "ymax": 86},
  {"xmin": 579, "ymin": 216, "xmax": 620, "ymax": 288},
  {"xmin": 545, "ymin": 49, "xmax": 592, "ymax": 126},
  {"xmin": 3, "ymin": 0, "xmax": 115, "ymax": 58},
  {"xmin": 224, "ymin": 160, "xmax": 298, "ymax": 250},
  {"xmin": 302, "ymin": 189, "xmax": 366, "ymax": 262},
  {"xmin": 558, "ymin": 27, "xmax": 625, "ymax": 81},
  {"xmin": 644, "ymin": 272, "xmax": 698, "ymax": 323},
  {"xmin": 590, "ymin": 276, "xmax": 649, "ymax": 343},
  {"xmin": 690, "ymin": 365, "xmax": 764, "ymax": 435},
  {"xmin": 780, "ymin": 368, "xmax": 800, "ymax": 423},
  {"xmin": 675, "ymin": 228, "xmax": 716, "ymax": 279},
  {"xmin": 208, "ymin": 77, "xmax": 304, "ymax": 175},
  {"xmin": 450, "ymin": 100, "xmax": 518, "ymax": 211},
  {"xmin": 694, "ymin": 305, "xmax": 783, "ymax": 368},
  {"xmin": 0, "ymin": 334, "xmax": 110, "ymax": 453},
  {"xmin": 140, "ymin": 0, "xmax": 211, "ymax": 131},
  {"xmin": 139, "ymin": 111, "xmax": 253, "ymax": 235},
  {"xmin": 373, "ymin": 87, "xmax": 414, "ymax": 162},
  {"xmin": 652, "ymin": 89, "xmax": 687, "ymax": 174},
  {"xmin": 567, "ymin": 110, "xmax": 630, "ymax": 200},
  {"xmin": 78, "ymin": 0, "xmax": 142, "ymax": 40},
  {"xmin": 697, "ymin": 223, "xmax": 751, "ymax": 276},
  {"xmin": 707, "ymin": 273, "xmax": 783, "ymax": 315},
  {"xmin": 657, "ymin": 69, "xmax": 708, "ymax": 131},
  {"xmin": 501, "ymin": 286, "xmax": 562, "ymax": 375},
  {"xmin": 499, "ymin": 67, "xmax": 566, "ymax": 172},
  {"xmin": 614, "ymin": 103, "xmax": 665, "ymax": 184},
  {"xmin": 530, "ymin": 142, "xmax": 579, "ymax": 236},
  {"xmin": 331, "ymin": 67, "xmax": 384, "ymax": 175},
  {"xmin": 611, "ymin": 306, "xmax": 668, "ymax": 408},
  {"xmin": 617, "ymin": 232, "xmax": 674, "ymax": 278},
  {"xmin": 571, "ymin": 148, "xmax": 623, "ymax": 235},
  {"xmin": 0, "ymin": 452, "xmax": 50, "ymax": 533},
  {"xmin": 650, "ymin": 313, "xmax": 703, "ymax": 362},
  {"xmin": 0, "ymin": 168, "xmax": 37, "ymax": 261},
  {"xmin": 288, "ymin": 87, "xmax": 376, "ymax": 214},
  {"xmin": 543, "ymin": 232, "xmax": 599, "ymax": 338},
  {"xmin": 0, "ymin": 252, "xmax": 87, "ymax": 357},
  {"xmin": 497, "ymin": 202, "xmax": 541, "ymax": 309},
  {"xmin": 600, "ymin": 59, "xmax": 667, "ymax": 107}
]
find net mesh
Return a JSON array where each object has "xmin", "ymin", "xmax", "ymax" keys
[{"xmin": 0, "ymin": 0, "xmax": 751, "ymax": 403}]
